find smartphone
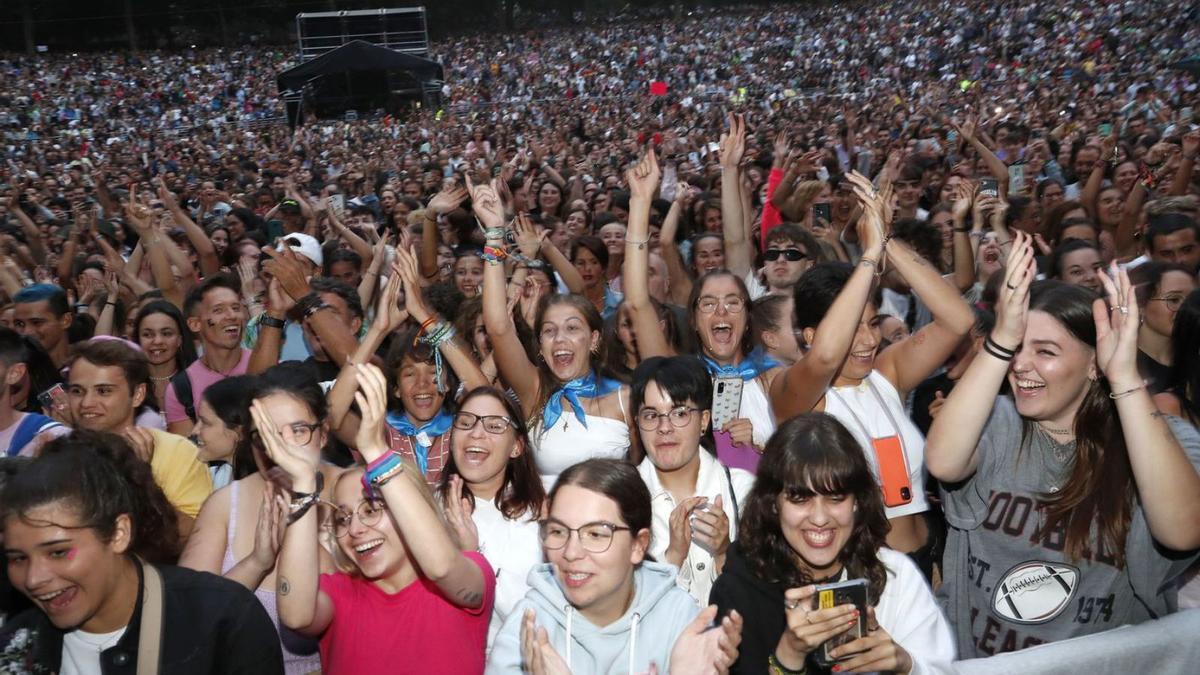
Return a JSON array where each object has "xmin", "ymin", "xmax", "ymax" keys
[
  {"xmin": 715, "ymin": 429, "xmax": 759, "ymax": 473},
  {"xmin": 329, "ymin": 193, "xmax": 345, "ymax": 219},
  {"xmin": 711, "ymin": 377, "xmax": 744, "ymax": 430},
  {"xmin": 37, "ymin": 383, "xmax": 68, "ymax": 416},
  {"xmin": 812, "ymin": 202, "xmax": 832, "ymax": 224},
  {"xmin": 1098, "ymin": 122, "xmax": 1113, "ymax": 137},
  {"xmin": 979, "ymin": 177, "xmax": 999, "ymax": 198},
  {"xmin": 872, "ymin": 436, "xmax": 913, "ymax": 507},
  {"xmin": 811, "ymin": 579, "xmax": 870, "ymax": 668},
  {"xmin": 1007, "ymin": 164, "xmax": 1025, "ymax": 196}
]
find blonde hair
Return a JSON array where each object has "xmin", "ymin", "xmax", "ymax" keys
[
  {"xmin": 326, "ymin": 462, "xmax": 458, "ymax": 576},
  {"xmin": 782, "ymin": 180, "xmax": 827, "ymax": 222}
]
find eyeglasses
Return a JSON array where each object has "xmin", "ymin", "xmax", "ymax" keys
[
  {"xmin": 330, "ymin": 499, "xmax": 386, "ymax": 538},
  {"xmin": 539, "ymin": 520, "xmax": 631, "ymax": 553},
  {"xmin": 252, "ymin": 421, "xmax": 322, "ymax": 447},
  {"xmin": 453, "ymin": 411, "xmax": 515, "ymax": 434},
  {"xmin": 637, "ymin": 406, "xmax": 701, "ymax": 432},
  {"xmin": 696, "ymin": 296, "xmax": 746, "ymax": 314},
  {"xmin": 1149, "ymin": 295, "xmax": 1186, "ymax": 311},
  {"xmin": 763, "ymin": 248, "xmax": 807, "ymax": 262}
]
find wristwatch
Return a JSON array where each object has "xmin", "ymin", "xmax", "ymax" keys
[{"xmin": 260, "ymin": 315, "xmax": 286, "ymax": 330}]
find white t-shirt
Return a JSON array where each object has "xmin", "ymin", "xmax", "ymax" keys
[
  {"xmin": 61, "ymin": 626, "xmax": 127, "ymax": 675},
  {"xmin": 470, "ymin": 499, "xmax": 543, "ymax": 653}
]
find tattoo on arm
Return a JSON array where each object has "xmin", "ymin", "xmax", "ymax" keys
[
  {"xmin": 455, "ymin": 587, "xmax": 483, "ymax": 606},
  {"xmin": 280, "ymin": 577, "xmax": 291, "ymax": 596}
]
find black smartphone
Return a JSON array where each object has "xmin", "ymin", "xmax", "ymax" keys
[
  {"xmin": 979, "ymin": 177, "xmax": 999, "ymax": 198},
  {"xmin": 812, "ymin": 202, "xmax": 832, "ymax": 224},
  {"xmin": 811, "ymin": 578, "xmax": 869, "ymax": 668}
]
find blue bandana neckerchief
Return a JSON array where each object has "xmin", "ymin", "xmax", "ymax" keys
[
  {"xmin": 385, "ymin": 409, "xmax": 454, "ymax": 475},
  {"xmin": 702, "ymin": 348, "xmax": 781, "ymax": 381},
  {"xmin": 543, "ymin": 371, "xmax": 622, "ymax": 430}
]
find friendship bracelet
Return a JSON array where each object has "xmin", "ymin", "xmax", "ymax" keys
[
  {"xmin": 768, "ymin": 654, "xmax": 805, "ymax": 675},
  {"xmin": 985, "ymin": 335, "xmax": 1018, "ymax": 355},
  {"xmin": 858, "ymin": 257, "xmax": 879, "ymax": 271},
  {"xmin": 362, "ymin": 452, "xmax": 405, "ymax": 495},
  {"xmin": 625, "ymin": 236, "xmax": 649, "ymax": 249},
  {"xmin": 1109, "ymin": 384, "xmax": 1145, "ymax": 400}
]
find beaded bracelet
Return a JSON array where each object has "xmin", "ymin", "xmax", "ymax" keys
[{"xmin": 767, "ymin": 654, "xmax": 805, "ymax": 675}]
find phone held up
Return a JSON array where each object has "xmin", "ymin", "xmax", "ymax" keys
[{"xmin": 979, "ymin": 177, "xmax": 999, "ymax": 198}]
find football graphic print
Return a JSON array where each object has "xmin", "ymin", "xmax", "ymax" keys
[{"xmin": 991, "ymin": 561, "xmax": 1079, "ymax": 624}]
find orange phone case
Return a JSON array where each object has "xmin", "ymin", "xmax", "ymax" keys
[{"xmin": 871, "ymin": 435, "xmax": 913, "ymax": 507}]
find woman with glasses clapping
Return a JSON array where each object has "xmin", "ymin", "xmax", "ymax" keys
[
  {"xmin": 438, "ymin": 386, "xmax": 547, "ymax": 652},
  {"xmin": 272, "ymin": 362, "xmax": 496, "ymax": 674},
  {"xmin": 180, "ymin": 365, "xmax": 334, "ymax": 675}
]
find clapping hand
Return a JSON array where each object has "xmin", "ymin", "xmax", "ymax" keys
[
  {"xmin": 1094, "ymin": 263, "xmax": 1141, "ymax": 391},
  {"xmin": 351, "ymin": 363, "xmax": 391, "ymax": 464},
  {"xmin": 992, "ymin": 231, "xmax": 1035, "ymax": 351}
]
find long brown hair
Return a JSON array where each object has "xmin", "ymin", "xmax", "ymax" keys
[
  {"xmin": 1026, "ymin": 281, "xmax": 1133, "ymax": 566},
  {"xmin": 738, "ymin": 414, "xmax": 891, "ymax": 600},
  {"xmin": 439, "ymin": 386, "xmax": 546, "ymax": 520}
]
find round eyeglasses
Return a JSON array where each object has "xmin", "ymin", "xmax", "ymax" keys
[
  {"xmin": 636, "ymin": 406, "xmax": 701, "ymax": 432},
  {"xmin": 1148, "ymin": 295, "xmax": 1185, "ymax": 312},
  {"xmin": 539, "ymin": 520, "xmax": 631, "ymax": 554},
  {"xmin": 330, "ymin": 499, "xmax": 386, "ymax": 538}
]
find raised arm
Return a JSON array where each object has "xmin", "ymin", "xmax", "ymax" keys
[
  {"xmin": 7, "ymin": 190, "xmax": 47, "ymax": 264},
  {"xmin": 471, "ymin": 175, "xmax": 540, "ymax": 416},
  {"xmin": 955, "ymin": 117, "xmax": 1009, "ymax": 191},
  {"xmin": 949, "ymin": 182, "xmax": 977, "ymax": 293},
  {"xmin": 624, "ymin": 149, "xmax": 673, "ymax": 359},
  {"xmin": 1095, "ymin": 267, "xmax": 1200, "ymax": 550},
  {"xmin": 1169, "ymin": 131, "xmax": 1198, "ymax": 196},
  {"xmin": 926, "ymin": 234, "xmax": 1035, "ymax": 482},
  {"xmin": 660, "ymin": 185, "xmax": 695, "ymax": 306},
  {"xmin": 393, "ymin": 246, "xmax": 488, "ymax": 392},
  {"xmin": 771, "ymin": 172, "xmax": 885, "ymax": 420},
  {"xmin": 324, "ymin": 200, "xmax": 374, "ymax": 263},
  {"xmin": 719, "ymin": 115, "xmax": 753, "ymax": 277},
  {"xmin": 1081, "ymin": 135, "xmax": 1114, "ymax": 220},
  {"xmin": 357, "ymin": 235, "xmax": 391, "ymax": 309},
  {"xmin": 875, "ymin": 236, "xmax": 975, "ymax": 396},
  {"xmin": 420, "ymin": 187, "xmax": 469, "ymax": 279},
  {"xmin": 253, "ymin": 401, "xmax": 334, "ymax": 637},
  {"xmin": 158, "ymin": 179, "xmax": 219, "ymax": 277},
  {"xmin": 353, "ymin": 363, "xmax": 488, "ymax": 606},
  {"xmin": 124, "ymin": 200, "xmax": 184, "ymax": 308}
]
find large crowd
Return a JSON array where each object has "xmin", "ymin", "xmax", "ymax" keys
[{"xmin": 0, "ymin": 0, "xmax": 1198, "ymax": 673}]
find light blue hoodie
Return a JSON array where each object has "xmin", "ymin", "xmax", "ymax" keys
[{"xmin": 486, "ymin": 561, "xmax": 700, "ymax": 675}]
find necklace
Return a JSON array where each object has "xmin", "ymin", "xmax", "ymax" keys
[
  {"xmin": 150, "ymin": 371, "xmax": 178, "ymax": 383},
  {"xmin": 1037, "ymin": 422, "xmax": 1073, "ymax": 436}
]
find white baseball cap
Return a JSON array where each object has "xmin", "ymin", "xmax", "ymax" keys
[{"xmin": 277, "ymin": 233, "xmax": 323, "ymax": 267}]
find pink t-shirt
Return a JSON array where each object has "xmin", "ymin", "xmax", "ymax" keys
[
  {"xmin": 164, "ymin": 349, "xmax": 252, "ymax": 424},
  {"xmin": 318, "ymin": 551, "xmax": 495, "ymax": 674}
]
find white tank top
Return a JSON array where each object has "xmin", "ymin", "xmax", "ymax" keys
[
  {"xmin": 823, "ymin": 370, "xmax": 930, "ymax": 520},
  {"xmin": 531, "ymin": 388, "xmax": 630, "ymax": 490},
  {"xmin": 739, "ymin": 375, "xmax": 777, "ymax": 449}
]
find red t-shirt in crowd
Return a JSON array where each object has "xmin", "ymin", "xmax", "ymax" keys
[{"xmin": 317, "ymin": 551, "xmax": 496, "ymax": 674}]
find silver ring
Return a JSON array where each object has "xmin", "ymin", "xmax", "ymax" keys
[
  {"xmin": 1118, "ymin": 306, "xmax": 1128, "ymax": 315},
  {"xmin": 785, "ymin": 599, "xmax": 801, "ymax": 611}
]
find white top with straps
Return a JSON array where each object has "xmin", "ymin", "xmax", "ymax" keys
[
  {"xmin": 531, "ymin": 388, "xmax": 630, "ymax": 490},
  {"xmin": 737, "ymin": 375, "xmax": 777, "ymax": 449},
  {"xmin": 824, "ymin": 370, "xmax": 930, "ymax": 520}
]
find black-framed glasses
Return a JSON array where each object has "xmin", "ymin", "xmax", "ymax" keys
[
  {"xmin": 329, "ymin": 499, "xmax": 386, "ymax": 538},
  {"xmin": 1149, "ymin": 295, "xmax": 1185, "ymax": 311},
  {"xmin": 252, "ymin": 421, "xmax": 322, "ymax": 447},
  {"xmin": 696, "ymin": 296, "xmax": 746, "ymax": 314},
  {"xmin": 539, "ymin": 520, "xmax": 631, "ymax": 553},
  {"xmin": 763, "ymin": 248, "xmax": 807, "ymax": 262},
  {"xmin": 453, "ymin": 411, "xmax": 515, "ymax": 435},
  {"xmin": 637, "ymin": 406, "xmax": 701, "ymax": 432}
]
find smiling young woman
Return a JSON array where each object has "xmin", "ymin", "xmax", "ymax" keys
[
  {"xmin": 470, "ymin": 177, "xmax": 631, "ymax": 489},
  {"xmin": 0, "ymin": 431, "xmax": 283, "ymax": 674},
  {"xmin": 271, "ymin": 363, "xmax": 496, "ymax": 674},
  {"xmin": 709, "ymin": 413, "xmax": 955, "ymax": 675},
  {"xmin": 926, "ymin": 233, "xmax": 1200, "ymax": 659},
  {"xmin": 437, "ymin": 386, "xmax": 547, "ymax": 652}
]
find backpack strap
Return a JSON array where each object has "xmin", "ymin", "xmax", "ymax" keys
[
  {"xmin": 171, "ymin": 370, "xmax": 196, "ymax": 423},
  {"xmin": 136, "ymin": 560, "xmax": 164, "ymax": 675}
]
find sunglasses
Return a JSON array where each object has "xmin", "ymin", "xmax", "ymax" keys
[{"xmin": 763, "ymin": 248, "xmax": 806, "ymax": 262}]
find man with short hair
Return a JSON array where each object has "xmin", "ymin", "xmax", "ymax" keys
[
  {"xmin": 749, "ymin": 223, "xmax": 823, "ymax": 299},
  {"xmin": 12, "ymin": 284, "xmax": 73, "ymax": 368},
  {"xmin": 67, "ymin": 338, "xmax": 212, "ymax": 535},
  {"xmin": 298, "ymin": 278, "xmax": 364, "ymax": 383},
  {"xmin": 1145, "ymin": 214, "xmax": 1200, "ymax": 274},
  {"xmin": 0, "ymin": 328, "xmax": 69, "ymax": 457},
  {"xmin": 166, "ymin": 273, "xmax": 251, "ymax": 436}
]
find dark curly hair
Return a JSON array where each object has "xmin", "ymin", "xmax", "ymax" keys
[
  {"xmin": 0, "ymin": 430, "xmax": 182, "ymax": 564},
  {"xmin": 737, "ymin": 413, "xmax": 890, "ymax": 600}
]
